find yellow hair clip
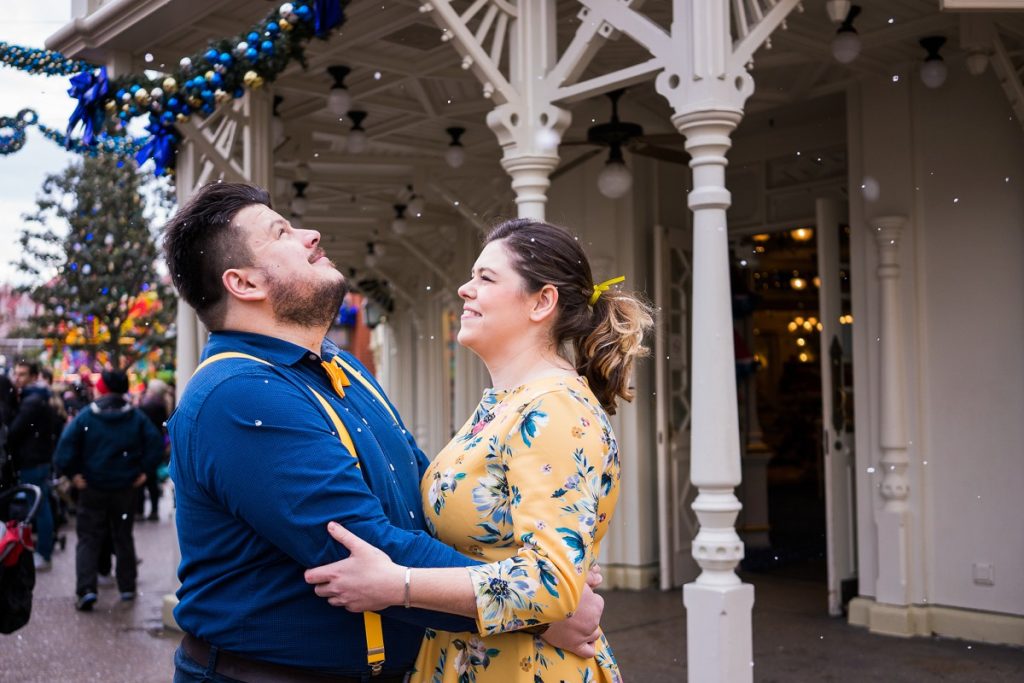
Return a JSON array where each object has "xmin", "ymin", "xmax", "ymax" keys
[{"xmin": 589, "ymin": 276, "xmax": 626, "ymax": 306}]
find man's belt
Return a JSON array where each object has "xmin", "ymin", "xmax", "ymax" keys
[{"xmin": 180, "ymin": 634, "xmax": 407, "ymax": 683}]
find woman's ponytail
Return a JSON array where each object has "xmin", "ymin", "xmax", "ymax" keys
[{"xmin": 575, "ymin": 290, "xmax": 654, "ymax": 414}]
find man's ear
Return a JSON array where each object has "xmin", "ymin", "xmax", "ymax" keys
[
  {"xmin": 528, "ymin": 284, "xmax": 559, "ymax": 323},
  {"xmin": 222, "ymin": 267, "xmax": 268, "ymax": 303}
]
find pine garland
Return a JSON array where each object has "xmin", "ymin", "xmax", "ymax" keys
[
  {"xmin": 0, "ymin": 41, "xmax": 95, "ymax": 76},
  {"xmin": 0, "ymin": 0, "xmax": 349, "ymax": 176}
]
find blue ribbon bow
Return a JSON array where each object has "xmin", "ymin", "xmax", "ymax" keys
[
  {"xmin": 66, "ymin": 67, "xmax": 109, "ymax": 148},
  {"xmin": 135, "ymin": 115, "xmax": 179, "ymax": 176},
  {"xmin": 313, "ymin": 0, "xmax": 345, "ymax": 37}
]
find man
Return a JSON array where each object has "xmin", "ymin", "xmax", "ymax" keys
[
  {"xmin": 8, "ymin": 361, "xmax": 63, "ymax": 571},
  {"xmin": 163, "ymin": 183, "xmax": 602, "ymax": 683},
  {"xmin": 54, "ymin": 369, "xmax": 163, "ymax": 611}
]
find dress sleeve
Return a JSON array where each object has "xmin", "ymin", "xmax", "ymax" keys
[{"xmin": 465, "ymin": 389, "xmax": 612, "ymax": 635}]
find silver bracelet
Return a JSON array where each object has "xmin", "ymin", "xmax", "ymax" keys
[{"xmin": 403, "ymin": 567, "xmax": 412, "ymax": 609}]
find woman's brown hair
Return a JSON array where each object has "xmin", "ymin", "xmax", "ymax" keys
[{"xmin": 485, "ymin": 218, "xmax": 654, "ymax": 414}]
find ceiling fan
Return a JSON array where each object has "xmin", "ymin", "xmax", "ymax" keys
[{"xmin": 553, "ymin": 89, "xmax": 689, "ymax": 198}]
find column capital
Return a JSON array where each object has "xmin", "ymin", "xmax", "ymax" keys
[{"xmin": 487, "ymin": 103, "xmax": 571, "ymax": 220}]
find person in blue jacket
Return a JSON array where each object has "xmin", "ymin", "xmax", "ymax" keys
[
  {"xmin": 161, "ymin": 182, "xmax": 602, "ymax": 683},
  {"xmin": 54, "ymin": 369, "xmax": 163, "ymax": 611}
]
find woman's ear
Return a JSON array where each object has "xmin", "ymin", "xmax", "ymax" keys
[
  {"xmin": 222, "ymin": 267, "xmax": 267, "ymax": 303},
  {"xmin": 529, "ymin": 284, "xmax": 560, "ymax": 322}
]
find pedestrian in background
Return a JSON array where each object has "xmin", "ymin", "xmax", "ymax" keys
[
  {"xmin": 136, "ymin": 378, "xmax": 171, "ymax": 521},
  {"xmin": 54, "ymin": 369, "xmax": 163, "ymax": 611},
  {"xmin": 8, "ymin": 361, "xmax": 63, "ymax": 572}
]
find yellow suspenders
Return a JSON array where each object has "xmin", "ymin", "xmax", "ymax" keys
[{"xmin": 194, "ymin": 351, "xmax": 387, "ymax": 675}]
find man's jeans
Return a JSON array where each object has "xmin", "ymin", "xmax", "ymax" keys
[
  {"xmin": 173, "ymin": 646, "xmax": 246, "ymax": 683},
  {"xmin": 18, "ymin": 465, "xmax": 53, "ymax": 561},
  {"xmin": 75, "ymin": 487, "xmax": 137, "ymax": 596}
]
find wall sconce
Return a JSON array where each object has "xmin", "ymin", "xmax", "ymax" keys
[
  {"xmin": 445, "ymin": 127, "xmax": 466, "ymax": 169},
  {"xmin": 326, "ymin": 65, "xmax": 352, "ymax": 116},
  {"xmin": 365, "ymin": 241, "xmax": 378, "ymax": 269},
  {"xmin": 920, "ymin": 36, "xmax": 948, "ymax": 88},
  {"xmin": 831, "ymin": 5, "xmax": 862, "ymax": 64},
  {"xmin": 294, "ymin": 161, "xmax": 310, "ymax": 184},
  {"xmin": 392, "ymin": 204, "xmax": 408, "ymax": 235},
  {"xmin": 597, "ymin": 143, "xmax": 632, "ymax": 199},
  {"xmin": 347, "ymin": 110, "xmax": 368, "ymax": 154},
  {"xmin": 790, "ymin": 227, "xmax": 814, "ymax": 242}
]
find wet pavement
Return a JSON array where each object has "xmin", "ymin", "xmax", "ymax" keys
[{"xmin": 2, "ymin": 496, "xmax": 1023, "ymax": 682}]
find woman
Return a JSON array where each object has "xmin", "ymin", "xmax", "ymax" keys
[{"xmin": 309, "ymin": 218, "xmax": 653, "ymax": 682}]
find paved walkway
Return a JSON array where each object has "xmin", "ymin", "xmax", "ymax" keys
[{"xmin": 2, "ymin": 506, "xmax": 1022, "ymax": 682}]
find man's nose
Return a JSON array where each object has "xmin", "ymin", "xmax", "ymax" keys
[{"xmin": 301, "ymin": 229, "xmax": 321, "ymax": 248}]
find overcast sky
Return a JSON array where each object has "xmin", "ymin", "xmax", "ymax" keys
[{"xmin": 0, "ymin": 1, "xmax": 78, "ymax": 285}]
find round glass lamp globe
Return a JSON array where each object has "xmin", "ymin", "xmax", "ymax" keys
[
  {"xmin": 347, "ymin": 130, "xmax": 368, "ymax": 154},
  {"xmin": 445, "ymin": 145, "xmax": 465, "ymax": 169},
  {"xmin": 597, "ymin": 161, "xmax": 632, "ymax": 199},
  {"xmin": 327, "ymin": 88, "xmax": 352, "ymax": 117},
  {"xmin": 272, "ymin": 116, "xmax": 285, "ymax": 147},
  {"xmin": 408, "ymin": 196, "xmax": 425, "ymax": 218},
  {"xmin": 391, "ymin": 217, "xmax": 408, "ymax": 235},
  {"xmin": 831, "ymin": 31, "xmax": 861, "ymax": 64},
  {"xmin": 290, "ymin": 196, "xmax": 308, "ymax": 216},
  {"xmin": 920, "ymin": 59, "xmax": 947, "ymax": 89}
]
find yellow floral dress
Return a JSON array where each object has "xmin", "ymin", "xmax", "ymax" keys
[{"xmin": 413, "ymin": 375, "xmax": 622, "ymax": 683}]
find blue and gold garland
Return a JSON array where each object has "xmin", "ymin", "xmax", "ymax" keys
[
  {"xmin": 0, "ymin": 107, "xmax": 146, "ymax": 159},
  {"xmin": 0, "ymin": 0, "xmax": 348, "ymax": 176}
]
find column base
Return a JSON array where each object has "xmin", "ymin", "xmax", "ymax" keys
[
  {"xmin": 162, "ymin": 593, "xmax": 182, "ymax": 632},
  {"xmin": 603, "ymin": 563, "xmax": 659, "ymax": 591},
  {"xmin": 848, "ymin": 597, "xmax": 1024, "ymax": 646},
  {"xmin": 683, "ymin": 581, "xmax": 754, "ymax": 683}
]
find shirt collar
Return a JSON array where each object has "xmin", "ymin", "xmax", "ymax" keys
[{"xmin": 205, "ymin": 330, "xmax": 326, "ymax": 367}]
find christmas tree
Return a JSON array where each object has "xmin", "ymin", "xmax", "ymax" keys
[{"xmin": 14, "ymin": 152, "xmax": 176, "ymax": 368}]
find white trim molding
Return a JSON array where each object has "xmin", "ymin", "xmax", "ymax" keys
[{"xmin": 849, "ymin": 598, "xmax": 1024, "ymax": 647}]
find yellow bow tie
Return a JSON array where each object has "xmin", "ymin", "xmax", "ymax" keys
[{"xmin": 321, "ymin": 357, "xmax": 351, "ymax": 399}]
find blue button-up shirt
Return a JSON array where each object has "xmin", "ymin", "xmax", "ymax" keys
[{"xmin": 169, "ymin": 331, "xmax": 477, "ymax": 675}]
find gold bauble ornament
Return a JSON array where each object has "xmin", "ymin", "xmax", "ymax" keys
[
  {"xmin": 105, "ymin": 100, "xmax": 116, "ymax": 112},
  {"xmin": 214, "ymin": 89, "xmax": 230, "ymax": 103},
  {"xmin": 205, "ymin": 70, "xmax": 215, "ymax": 81},
  {"xmin": 279, "ymin": 18, "xmax": 293, "ymax": 31},
  {"xmin": 243, "ymin": 70, "xmax": 264, "ymax": 88},
  {"xmin": 176, "ymin": 113, "xmax": 190, "ymax": 124},
  {"xmin": 162, "ymin": 77, "xmax": 178, "ymax": 94},
  {"xmin": 134, "ymin": 88, "xmax": 149, "ymax": 104}
]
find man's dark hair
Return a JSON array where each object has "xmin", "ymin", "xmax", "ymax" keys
[
  {"xmin": 15, "ymin": 360, "xmax": 39, "ymax": 377},
  {"xmin": 162, "ymin": 182, "xmax": 272, "ymax": 329}
]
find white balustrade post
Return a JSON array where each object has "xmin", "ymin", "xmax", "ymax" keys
[
  {"xmin": 872, "ymin": 215, "xmax": 911, "ymax": 606},
  {"xmin": 676, "ymin": 110, "xmax": 753, "ymax": 683}
]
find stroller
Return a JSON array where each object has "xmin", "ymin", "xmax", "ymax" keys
[{"xmin": 0, "ymin": 483, "xmax": 41, "ymax": 634}]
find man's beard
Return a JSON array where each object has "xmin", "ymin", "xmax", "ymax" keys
[{"xmin": 264, "ymin": 268, "xmax": 348, "ymax": 329}]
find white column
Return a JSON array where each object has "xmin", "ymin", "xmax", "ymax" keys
[
  {"xmin": 486, "ymin": 0, "xmax": 570, "ymax": 220},
  {"xmin": 676, "ymin": 109, "xmax": 753, "ymax": 683},
  {"xmin": 872, "ymin": 215, "xmax": 911, "ymax": 606}
]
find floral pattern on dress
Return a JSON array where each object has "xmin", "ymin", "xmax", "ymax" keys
[{"xmin": 415, "ymin": 375, "xmax": 621, "ymax": 683}]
